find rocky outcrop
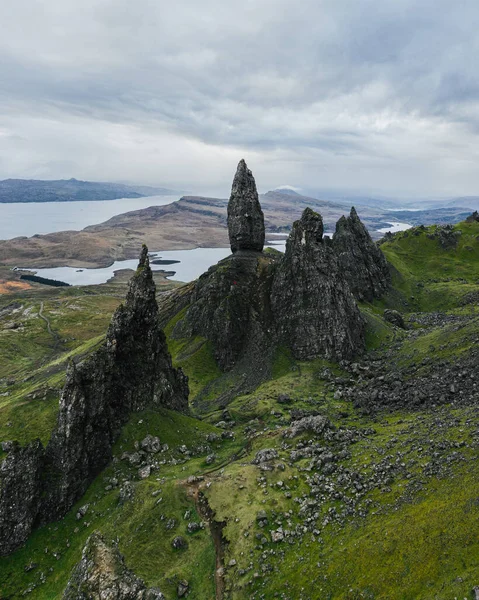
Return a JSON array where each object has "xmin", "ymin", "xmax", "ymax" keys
[
  {"xmin": 173, "ymin": 161, "xmax": 276, "ymax": 383},
  {"xmin": 466, "ymin": 211, "xmax": 479, "ymax": 223},
  {"xmin": 42, "ymin": 246, "xmax": 188, "ymax": 521},
  {"xmin": 227, "ymin": 159, "xmax": 265, "ymax": 253},
  {"xmin": 63, "ymin": 531, "xmax": 165, "ymax": 599},
  {"xmin": 178, "ymin": 251, "xmax": 277, "ymax": 373},
  {"xmin": 0, "ymin": 246, "xmax": 188, "ymax": 555},
  {"xmin": 0, "ymin": 440, "xmax": 44, "ymax": 556},
  {"xmin": 332, "ymin": 207, "xmax": 390, "ymax": 301},
  {"xmin": 271, "ymin": 208, "xmax": 365, "ymax": 361},
  {"xmin": 427, "ymin": 224, "xmax": 461, "ymax": 249}
]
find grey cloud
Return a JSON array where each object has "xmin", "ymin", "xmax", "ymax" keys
[{"xmin": 1, "ymin": 0, "xmax": 479, "ymax": 196}]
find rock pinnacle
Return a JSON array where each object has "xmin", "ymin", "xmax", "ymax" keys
[{"xmin": 227, "ymin": 159, "xmax": 265, "ymax": 253}]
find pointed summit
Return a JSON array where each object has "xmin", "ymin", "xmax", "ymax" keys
[
  {"xmin": 350, "ymin": 206, "xmax": 359, "ymax": 220},
  {"xmin": 227, "ymin": 159, "xmax": 265, "ymax": 253},
  {"xmin": 332, "ymin": 207, "xmax": 390, "ymax": 301},
  {"xmin": 125, "ymin": 244, "xmax": 155, "ymax": 309},
  {"xmin": 138, "ymin": 243, "xmax": 149, "ymax": 268}
]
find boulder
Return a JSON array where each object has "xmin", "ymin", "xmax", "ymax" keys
[{"xmin": 384, "ymin": 309, "xmax": 406, "ymax": 329}]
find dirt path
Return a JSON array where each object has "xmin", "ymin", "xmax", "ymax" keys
[
  {"xmin": 184, "ymin": 479, "xmax": 226, "ymax": 600},
  {"xmin": 39, "ymin": 301, "xmax": 61, "ymax": 350}
]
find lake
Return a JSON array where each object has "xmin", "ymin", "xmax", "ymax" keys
[
  {"xmin": 377, "ymin": 222, "xmax": 412, "ymax": 234},
  {"xmin": 19, "ymin": 241, "xmax": 288, "ymax": 285},
  {"xmin": 0, "ymin": 195, "xmax": 180, "ymax": 240},
  {"xmin": 4, "ymin": 196, "xmax": 411, "ymax": 285}
]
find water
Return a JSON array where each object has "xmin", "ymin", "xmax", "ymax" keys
[
  {"xmin": 18, "ymin": 242, "xmax": 287, "ymax": 285},
  {"xmin": 377, "ymin": 222, "xmax": 412, "ymax": 234},
  {"xmin": 0, "ymin": 195, "xmax": 180, "ymax": 240}
]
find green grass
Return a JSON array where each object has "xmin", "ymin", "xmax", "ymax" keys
[
  {"xmin": 5, "ymin": 217, "xmax": 479, "ymax": 599},
  {"xmin": 381, "ymin": 221, "xmax": 479, "ymax": 312},
  {"xmin": 0, "ymin": 408, "xmax": 223, "ymax": 599}
]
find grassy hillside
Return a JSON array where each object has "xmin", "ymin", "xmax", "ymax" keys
[{"xmin": 2, "ymin": 219, "xmax": 479, "ymax": 599}]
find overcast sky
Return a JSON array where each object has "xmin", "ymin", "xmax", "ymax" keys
[{"xmin": 1, "ymin": 0, "xmax": 479, "ymax": 198}]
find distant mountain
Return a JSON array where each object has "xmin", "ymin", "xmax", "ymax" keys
[
  {"xmin": 0, "ymin": 178, "xmax": 179, "ymax": 203},
  {"xmin": 445, "ymin": 196, "xmax": 479, "ymax": 210}
]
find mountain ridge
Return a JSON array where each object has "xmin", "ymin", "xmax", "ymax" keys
[{"xmin": 0, "ymin": 178, "xmax": 179, "ymax": 203}]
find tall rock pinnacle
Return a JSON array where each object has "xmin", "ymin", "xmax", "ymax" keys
[
  {"xmin": 332, "ymin": 207, "xmax": 390, "ymax": 301},
  {"xmin": 227, "ymin": 159, "xmax": 265, "ymax": 253}
]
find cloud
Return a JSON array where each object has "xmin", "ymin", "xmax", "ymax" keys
[{"xmin": 1, "ymin": 0, "xmax": 479, "ymax": 197}]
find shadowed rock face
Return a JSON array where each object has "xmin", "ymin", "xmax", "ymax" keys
[
  {"xmin": 332, "ymin": 207, "xmax": 390, "ymax": 301},
  {"xmin": 271, "ymin": 208, "xmax": 365, "ymax": 361},
  {"xmin": 178, "ymin": 250, "xmax": 278, "ymax": 373},
  {"xmin": 227, "ymin": 159, "xmax": 265, "ymax": 253},
  {"xmin": 0, "ymin": 440, "xmax": 44, "ymax": 557},
  {"xmin": 63, "ymin": 531, "xmax": 165, "ymax": 599},
  {"xmin": 176, "ymin": 161, "xmax": 276, "ymax": 382},
  {"xmin": 0, "ymin": 246, "xmax": 189, "ymax": 556},
  {"xmin": 42, "ymin": 245, "xmax": 189, "ymax": 521}
]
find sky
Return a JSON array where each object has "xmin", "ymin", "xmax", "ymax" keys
[{"xmin": 1, "ymin": 0, "xmax": 479, "ymax": 198}]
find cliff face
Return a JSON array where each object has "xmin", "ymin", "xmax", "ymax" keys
[
  {"xmin": 0, "ymin": 440, "xmax": 44, "ymax": 557},
  {"xmin": 0, "ymin": 246, "xmax": 188, "ymax": 556},
  {"xmin": 271, "ymin": 208, "xmax": 365, "ymax": 361},
  {"xmin": 332, "ymin": 207, "xmax": 390, "ymax": 301},
  {"xmin": 179, "ymin": 251, "xmax": 278, "ymax": 372}
]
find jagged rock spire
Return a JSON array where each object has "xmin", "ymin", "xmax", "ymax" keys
[
  {"xmin": 332, "ymin": 207, "xmax": 390, "ymax": 301},
  {"xmin": 271, "ymin": 208, "xmax": 365, "ymax": 361},
  {"xmin": 227, "ymin": 159, "xmax": 265, "ymax": 253},
  {"xmin": 0, "ymin": 246, "xmax": 189, "ymax": 556}
]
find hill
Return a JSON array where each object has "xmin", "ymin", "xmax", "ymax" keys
[
  {"xmin": 0, "ymin": 178, "xmax": 178, "ymax": 203},
  {"xmin": 1, "ymin": 162, "xmax": 479, "ymax": 599}
]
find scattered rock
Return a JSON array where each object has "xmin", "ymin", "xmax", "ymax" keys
[
  {"xmin": 138, "ymin": 465, "xmax": 151, "ymax": 480},
  {"xmin": 252, "ymin": 448, "xmax": 278, "ymax": 464},
  {"xmin": 285, "ymin": 415, "xmax": 333, "ymax": 439},
  {"xmin": 76, "ymin": 504, "xmax": 89, "ymax": 520},
  {"xmin": 141, "ymin": 435, "xmax": 161, "ymax": 453},
  {"xmin": 172, "ymin": 536, "xmax": 188, "ymax": 550},
  {"xmin": 177, "ymin": 579, "xmax": 189, "ymax": 597},
  {"xmin": 205, "ymin": 453, "xmax": 216, "ymax": 465}
]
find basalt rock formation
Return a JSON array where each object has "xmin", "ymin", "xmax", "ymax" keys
[
  {"xmin": 271, "ymin": 208, "xmax": 365, "ymax": 361},
  {"xmin": 179, "ymin": 251, "xmax": 277, "ymax": 373},
  {"xmin": 63, "ymin": 531, "xmax": 165, "ymax": 599},
  {"xmin": 227, "ymin": 159, "xmax": 265, "ymax": 252},
  {"xmin": 171, "ymin": 165, "xmax": 367, "ymax": 393},
  {"xmin": 175, "ymin": 161, "xmax": 277, "ymax": 377},
  {"xmin": 0, "ymin": 246, "xmax": 188, "ymax": 556},
  {"xmin": 332, "ymin": 207, "xmax": 390, "ymax": 301},
  {"xmin": 466, "ymin": 211, "xmax": 479, "ymax": 223},
  {"xmin": 0, "ymin": 440, "xmax": 44, "ymax": 557}
]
